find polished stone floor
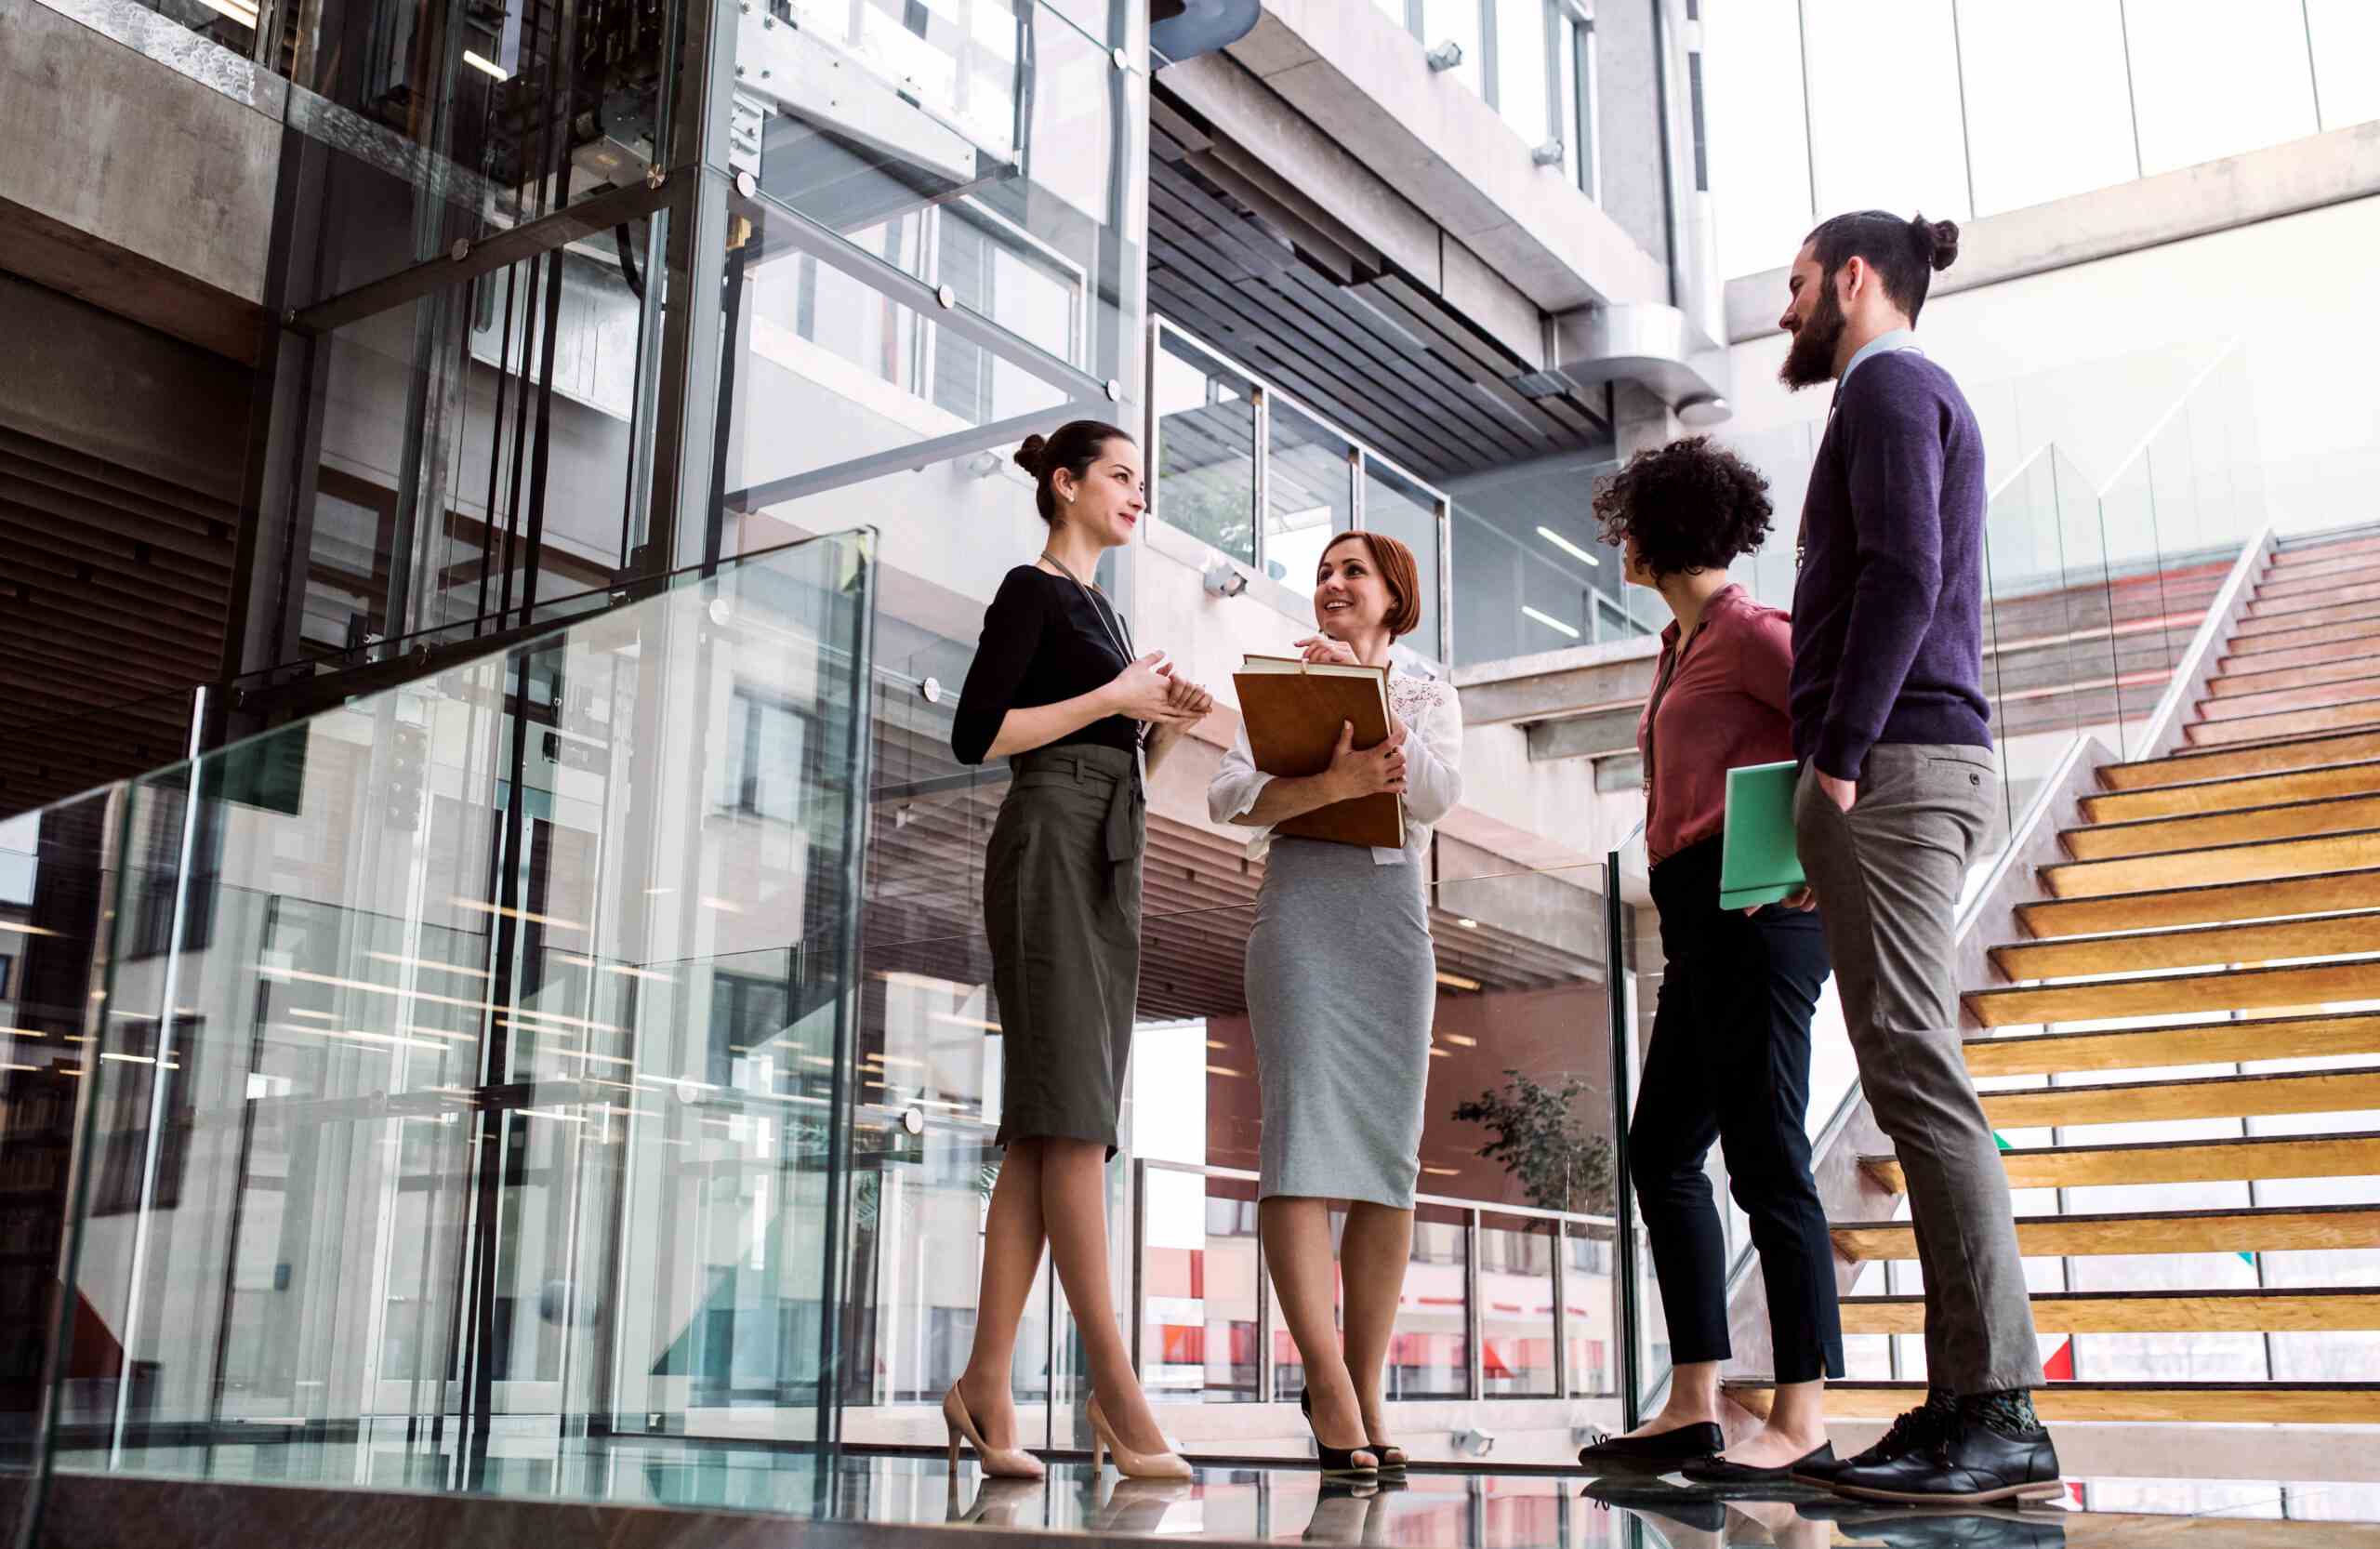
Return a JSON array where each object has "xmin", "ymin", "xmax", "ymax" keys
[{"xmin": 34, "ymin": 1438, "xmax": 2380, "ymax": 1545}]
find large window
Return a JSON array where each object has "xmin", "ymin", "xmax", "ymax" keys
[
  {"xmin": 1709, "ymin": 0, "xmax": 2373, "ymax": 279},
  {"xmin": 1380, "ymin": 0, "xmax": 1601, "ymax": 196},
  {"xmin": 1149, "ymin": 322, "xmax": 1455, "ymax": 665}
]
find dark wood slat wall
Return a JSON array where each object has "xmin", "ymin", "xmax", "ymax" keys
[
  {"xmin": 1146, "ymin": 93, "xmax": 1611, "ymax": 488},
  {"xmin": 0, "ymin": 427, "xmax": 234, "ymax": 814}
]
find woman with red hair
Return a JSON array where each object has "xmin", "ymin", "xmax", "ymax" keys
[{"xmin": 1208, "ymin": 530, "xmax": 1462, "ymax": 1481}]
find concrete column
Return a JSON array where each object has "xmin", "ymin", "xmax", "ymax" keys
[
  {"xmin": 1592, "ymin": 0, "xmax": 1673, "ymax": 291},
  {"xmin": 1613, "ymin": 382, "xmax": 1678, "ymax": 461}
]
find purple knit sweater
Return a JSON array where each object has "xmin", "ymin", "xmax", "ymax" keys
[{"xmin": 1788, "ymin": 350, "xmax": 1993, "ymax": 781}]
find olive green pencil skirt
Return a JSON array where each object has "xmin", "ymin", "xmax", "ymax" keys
[{"xmin": 983, "ymin": 743, "xmax": 1144, "ymax": 1156}]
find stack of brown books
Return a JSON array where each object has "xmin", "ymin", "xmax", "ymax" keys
[{"xmin": 1230, "ymin": 655, "xmax": 1405, "ymax": 848}]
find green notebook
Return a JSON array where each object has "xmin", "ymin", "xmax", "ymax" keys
[{"xmin": 1719, "ymin": 760, "xmax": 1806, "ymax": 910}]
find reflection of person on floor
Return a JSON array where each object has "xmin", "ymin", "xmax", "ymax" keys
[
  {"xmin": 1300, "ymin": 1477, "xmax": 1387, "ymax": 1544},
  {"xmin": 1575, "ymin": 440, "xmax": 1840, "ymax": 1486},
  {"xmin": 944, "ymin": 420, "xmax": 1214, "ymax": 1483},
  {"xmin": 1208, "ymin": 532, "xmax": 1463, "ymax": 1480},
  {"xmin": 1777, "ymin": 211, "xmax": 2058, "ymax": 1504}
]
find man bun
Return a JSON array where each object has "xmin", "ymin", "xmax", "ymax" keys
[
  {"xmin": 1916, "ymin": 216, "xmax": 1960, "ymax": 272},
  {"xmin": 1013, "ymin": 434, "xmax": 1049, "ymax": 477}
]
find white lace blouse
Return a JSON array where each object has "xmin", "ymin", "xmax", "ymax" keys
[{"xmin": 1207, "ymin": 669, "xmax": 1465, "ymax": 865}]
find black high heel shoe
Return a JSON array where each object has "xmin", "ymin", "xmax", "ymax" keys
[{"xmin": 1300, "ymin": 1387, "xmax": 1380, "ymax": 1480}]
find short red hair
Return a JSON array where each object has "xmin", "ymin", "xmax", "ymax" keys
[{"xmin": 1324, "ymin": 532, "xmax": 1423, "ymax": 638}]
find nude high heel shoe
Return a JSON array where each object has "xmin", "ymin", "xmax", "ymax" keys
[
  {"xmin": 1086, "ymin": 1394, "xmax": 1193, "ymax": 1481},
  {"xmin": 943, "ymin": 1385, "xmax": 1046, "ymax": 1480}
]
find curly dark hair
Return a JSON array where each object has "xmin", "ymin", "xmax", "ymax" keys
[{"xmin": 1591, "ymin": 436, "xmax": 1773, "ymax": 582}]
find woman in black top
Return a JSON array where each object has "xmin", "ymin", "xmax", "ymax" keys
[{"xmin": 942, "ymin": 419, "xmax": 1213, "ymax": 1482}]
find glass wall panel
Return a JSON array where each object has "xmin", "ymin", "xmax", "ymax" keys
[
  {"xmin": 2125, "ymin": 0, "xmax": 2318, "ymax": 177},
  {"xmin": 42, "ymin": 530, "xmax": 872, "ymax": 1499},
  {"xmin": 1137, "ymin": 1162, "xmax": 1261, "ymax": 1404},
  {"xmin": 1494, "ymin": 0, "xmax": 1554, "ymax": 150},
  {"xmin": 724, "ymin": 0, "xmax": 1147, "ymax": 394},
  {"xmin": 1421, "ymin": 0, "xmax": 1487, "ymax": 95},
  {"xmin": 0, "ymin": 796, "xmax": 114, "ymax": 1493},
  {"xmin": 1152, "ymin": 330, "xmax": 1259, "ymax": 565},
  {"xmin": 1956, "ymin": 0, "xmax": 2138, "ymax": 213},
  {"xmin": 1704, "ymin": 0, "xmax": 1813, "ymax": 277},
  {"xmin": 1799, "ymin": 0, "xmax": 1970, "ymax": 223},
  {"xmin": 1448, "ymin": 456, "xmax": 1640, "ymax": 668},
  {"xmin": 1361, "ymin": 459, "xmax": 1446, "ymax": 664},
  {"xmin": 2307, "ymin": 0, "xmax": 2380, "ymax": 129},
  {"xmin": 1266, "ymin": 402, "xmax": 1355, "ymax": 588},
  {"xmin": 1478, "ymin": 1212, "xmax": 1556, "ymax": 1396}
]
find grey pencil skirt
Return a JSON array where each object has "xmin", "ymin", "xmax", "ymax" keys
[
  {"xmin": 1245, "ymin": 836, "xmax": 1435, "ymax": 1209},
  {"xmin": 983, "ymin": 743, "xmax": 1144, "ymax": 1156}
]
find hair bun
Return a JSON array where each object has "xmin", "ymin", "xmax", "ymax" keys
[
  {"xmin": 1916, "ymin": 216, "xmax": 1961, "ymax": 272},
  {"xmin": 1013, "ymin": 435, "xmax": 1049, "ymax": 477}
]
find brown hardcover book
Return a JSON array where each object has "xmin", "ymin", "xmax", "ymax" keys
[{"xmin": 1231, "ymin": 655, "xmax": 1406, "ymax": 849}]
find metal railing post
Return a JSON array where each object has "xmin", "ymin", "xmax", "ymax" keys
[
  {"xmin": 1550, "ymin": 1218, "xmax": 1569, "ymax": 1400},
  {"xmin": 1465, "ymin": 1208, "xmax": 1484, "ymax": 1401},
  {"xmin": 1606, "ymin": 846, "xmax": 1644, "ymax": 1428}
]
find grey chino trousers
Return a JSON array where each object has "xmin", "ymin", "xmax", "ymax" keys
[{"xmin": 1793, "ymin": 744, "xmax": 2043, "ymax": 1395}]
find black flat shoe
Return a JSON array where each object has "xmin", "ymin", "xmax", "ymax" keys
[
  {"xmin": 1299, "ymin": 1387, "xmax": 1380, "ymax": 1479},
  {"xmin": 1827, "ymin": 1415, "xmax": 2062, "ymax": 1506},
  {"xmin": 1580, "ymin": 1477, "xmax": 1728, "ymax": 1532},
  {"xmin": 1681, "ymin": 1440, "xmax": 1836, "ymax": 1490},
  {"xmin": 1575, "ymin": 1421, "xmax": 1726, "ymax": 1475}
]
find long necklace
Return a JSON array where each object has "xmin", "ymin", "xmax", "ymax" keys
[{"xmin": 1039, "ymin": 548, "xmax": 1145, "ymax": 748}]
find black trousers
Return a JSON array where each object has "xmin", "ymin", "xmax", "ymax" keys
[{"xmin": 1632, "ymin": 837, "xmax": 1844, "ymax": 1384}]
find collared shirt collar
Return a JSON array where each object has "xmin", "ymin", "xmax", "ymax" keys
[
  {"xmin": 1839, "ymin": 326, "xmax": 1922, "ymax": 386},
  {"xmin": 1659, "ymin": 581, "xmax": 1743, "ymax": 648}
]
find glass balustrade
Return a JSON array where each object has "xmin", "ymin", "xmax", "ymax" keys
[{"xmin": 6, "ymin": 527, "xmax": 873, "ymax": 1533}]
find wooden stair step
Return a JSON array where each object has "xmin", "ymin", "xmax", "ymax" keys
[
  {"xmin": 1725, "ymin": 1379, "xmax": 2380, "ymax": 1424},
  {"xmin": 2247, "ymin": 577, "xmax": 2380, "ymax": 617},
  {"xmin": 2187, "ymin": 697, "xmax": 2380, "ymax": 746},
  {"xmin": 2095, "ymin": 726, "xmax": 2380, "ymax": 790},
  {"xmin": 1978, "ymin": 1067, "xmax": 2380, "ymax": 1126},
  {"xmin": 2255, "ymin": 560, "xmax": 2380, "ymax": 602},
  {"xmin": 1831, "ymin": 1202, "xmax": 2380, "ymax": 1260},
  {"xmin": 2039, "ymin": 827, "xmax": 2380, "ymax": 899},
  {"xmin": 2231, "ymin": 596, "xmax": 2380, "ymax": 639},
  {"xmin": 1966, "ymin": 958, "xmax": 2380, "ymax": 1027},
  {"xmin": 2273, "ymin": 531, "xmax": 2380, "ymax": 568},
  {"xmin": 2199, "ymin": 675, "xmax": 2380, "ymax": 722},
  {"xmin": 1858, "ymin": 1131, "xmax": 2380, "ymax": 1192},
  {"xmin": 2059, "ymin": 791, "xmax": 2380, "ymax": 858},
  {"xmin": 2018, "ymin": 866, "xmax": 2380, "ymax": 937},
  {"xmin": 2081, "ymin": 760, "xmax": 2380, "ymax": 824},
  {"xmin": 1841, "ymin": 1287, "xmax": 2380, "ymax": 1336},
  {"xmin": 1988, "ymin": 909, "xmax": 2380, "ymax": 979},
  {"xmin": 1964, "ymin": 1011, "xmax": 2380, "ymax": 1076},
  {"xmin": 2211, "ymin": 651, "xmax": 2380, "ymax": 699},
  {"xmin": 2223, "ymin": 616, "xmax": 2380, "ymax": 667}
]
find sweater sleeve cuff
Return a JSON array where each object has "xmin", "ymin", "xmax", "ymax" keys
[{"xmin": 1813, "ymin": 726, "xmax": 1871, "ymax": 785}]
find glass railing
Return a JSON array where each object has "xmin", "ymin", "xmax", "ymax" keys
[{"xmin": 6, "ymin": 526, "xmax": 874, "ymax": 1537}]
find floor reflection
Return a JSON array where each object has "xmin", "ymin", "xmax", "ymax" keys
[{"xmin": 47, "ymin": 1437, "xmax": 2380, "ymax": 1544}]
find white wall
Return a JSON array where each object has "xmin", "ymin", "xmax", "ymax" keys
[{"xmin": 1721, "ymin": 194, "xmax": 2380, "ymax": 537}]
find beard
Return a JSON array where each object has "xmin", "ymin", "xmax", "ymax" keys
[{"xmin": 1778, "ymin": 278, "xmax": 1849, "ymax": 390}]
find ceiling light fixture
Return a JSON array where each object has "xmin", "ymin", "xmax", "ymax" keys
[
  {"xmin": 462, "ymin": 48, "xmax": 510, "ymax": 81},
  {"xmin": 1534, "ymin": 525, "xmax": 1601, "ymax": 568},
  {"xmin": 1521, "ymin": 604, "xmax": 1580, "ymax": 640}
]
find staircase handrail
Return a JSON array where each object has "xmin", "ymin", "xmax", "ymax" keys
[{"xmin": 2128, "ymin": 523, "xmax": 2279, "ymax": 767}]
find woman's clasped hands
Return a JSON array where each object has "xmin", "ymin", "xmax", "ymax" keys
[{"xmin": 1106, "ymin": 651, "xmax": 1214, "ymax": 728}]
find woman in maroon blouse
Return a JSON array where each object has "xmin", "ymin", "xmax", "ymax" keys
[{"xmin": 1575, "ymin": 438, "xmax": 1840, "ymax": 1486}]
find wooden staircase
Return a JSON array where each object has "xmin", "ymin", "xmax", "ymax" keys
[{"xmin": 1734, "ymin": 526, "xmax": 2380, "ymax": 1426}]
